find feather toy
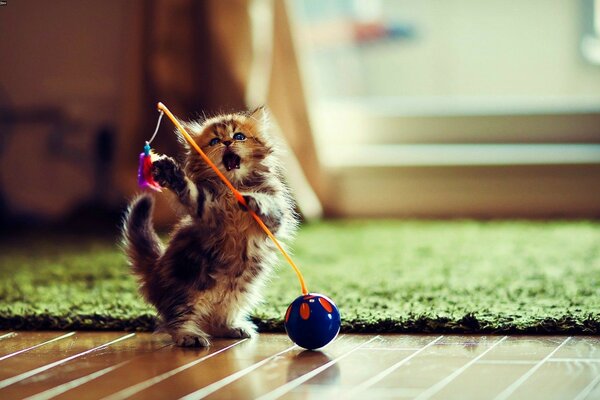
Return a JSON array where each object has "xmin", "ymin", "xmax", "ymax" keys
[
  {"xmin": 137, "ymin": 110, "xmax": 164, "ymax": 192},
  {"xmin": 137, "ymin": 142, "xmax": 162, "ymax": 192}
]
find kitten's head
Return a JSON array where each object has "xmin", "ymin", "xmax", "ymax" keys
[{"xmin": 181, "ymin": 107, "xmax": 275, "ymax": 184}]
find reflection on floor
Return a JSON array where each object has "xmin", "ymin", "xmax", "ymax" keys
[{"xmin": 0, "ymin": 332, "xmax": 598, "ymax": 399}]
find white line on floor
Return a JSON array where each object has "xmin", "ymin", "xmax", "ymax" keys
[
  {"xmin": 256, "ymin": 336, "xmax": 381, "ymax": 400},
  {"xmin": 0, "ymin": 332, "xmax": 16, "ymax": 341},
  {"xmin": 24, "ymin": 341, "xmax": 174, "ymax": 400},
  {"xmin": 364, "ymin": 347, "xmax": 426, "ymax": 351},
  {"xmin": 478, "ymin": 360, "xmax": 537, "ymax": 365},
  {"xmin": 0, "ymin": 332, "xmax": 75, "ymax": 362},
  {"xmin": 0, "ymin": 333, "xmax": 136, "ymax": 390},
  {"xmin": 345, "ymin": 335, "xmax": 443, "ymax": 399},
  {"xmin": 102, "ymin": 339, "xmax": 248, "ymax": 400},
  {"xmin": 179, "ymin": 344, "xmax": 298, "ymax": 400},
  {"xmin": 479, "ymin": 357, "xmax": 600, "ymax": 365},
  {"xmin": 549, "ymin": 358, "xmax": 600, "ymax": 363},
  {"xmin": 415, "ymin": 336, "xmax": 508, "ymax": 400},
  {"xmin": 24, "ymin": 361, "xmax": 129, "ymax": 400},
  {"xmin": 494, "ymin": 336, "xmax": 572, "ymax": 400},
  {"xmin": 573, "ymin": 373, "xmax": 600, "ymax": 400}
]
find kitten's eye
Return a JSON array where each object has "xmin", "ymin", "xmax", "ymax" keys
[
  {"xmin": 233, "ymin": 132, "xmax": 246, "ymax": 141},
  {"xmin": 209, "ymin": 138, "xmax": 220, "ymax": 146}
]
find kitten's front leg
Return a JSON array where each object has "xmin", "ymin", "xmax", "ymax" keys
[
  {"xmin": 152, "ymin": 157, "xmax": 203, "ymax": 216},
  {"xmin": 239, "ymin": 193, "xmax": 283, "ymax": 233}
]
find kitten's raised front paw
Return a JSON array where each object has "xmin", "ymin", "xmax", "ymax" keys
[
  {"xmin": 152, "ymin": 157, "xmax": 184, "ymax": 190},
  {"xmin": 173, "ymin": 334, "xmax": 211, "ymax": 347}
]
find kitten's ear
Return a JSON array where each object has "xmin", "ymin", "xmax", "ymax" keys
[
  {"xmin": 174, "ymin": 123, "xmax": 190, "ymax": 149},
  {"xmin": 177, "ymin": 120, "xmax": 202, "ymax": 149},
  {"xmin": 248, "ymin": 106, "xmax": 270, "ymax": 128}
]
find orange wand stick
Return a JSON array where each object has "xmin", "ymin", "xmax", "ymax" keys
[{"xmin": 157, "ymin": 102, "xmax": 309, "ymax": 296}]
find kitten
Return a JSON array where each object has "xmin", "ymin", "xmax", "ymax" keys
[{"xmin": 122, "ymin": 107, "xmax": 297, "ymax": 347}]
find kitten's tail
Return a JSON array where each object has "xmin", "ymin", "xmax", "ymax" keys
[{"xmin": 122, "ymin": 194, "xmax": 163, "ymax": 281}]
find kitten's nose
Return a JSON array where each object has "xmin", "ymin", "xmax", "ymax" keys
[{"xmin": 223, "ymin": 140, "xmax": 232, "ymax": 147}]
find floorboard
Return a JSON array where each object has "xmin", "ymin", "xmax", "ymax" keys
[{"xmin": 0, "ymin": 332, "xmax": 597, "ymax": 400}]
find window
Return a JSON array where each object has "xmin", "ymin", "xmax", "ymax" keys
[{"xmin": 287, "ymin": 0, "xmax": 600, "ymax": 217}]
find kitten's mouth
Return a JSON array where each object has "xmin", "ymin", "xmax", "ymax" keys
[{"xmin": 222, "ymin": 151, "xmax": 241, "ymax": 171}]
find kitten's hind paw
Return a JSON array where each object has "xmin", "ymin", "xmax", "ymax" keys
[
  {"xmin": 173, "ymin": 334, "xmax": 211, "ymax": 347},
  {"xmin": 219, "ymin": 323, "xmax": 256, "ymax": 339},
  {"xmin": 225, "ymin": 327, "xmax": 252, "ymax": 339}
]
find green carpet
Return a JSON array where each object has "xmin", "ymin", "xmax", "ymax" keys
[{"xmin": 1, "ymin": 220, "xmax": 599, "ymax": 333}]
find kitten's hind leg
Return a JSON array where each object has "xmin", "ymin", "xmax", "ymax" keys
[
  {"xmin": 208, "ymin": 307, "xmax": 257, "ymax": 339},
  {"xmin": 168, "ymin": 318, "xmax": 211, "ymax": 347},
  {"xmin": 216, "ymin": 320, "xmax": 257, "ymax": 339},
  {"xmin": 161, "ymin": 300, "xmax": 212, "ymax": 347}
]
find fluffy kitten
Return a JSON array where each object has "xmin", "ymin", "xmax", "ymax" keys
[{"xmin": 122, "ymin": 107, "xmax": 297, "ymax": 347}]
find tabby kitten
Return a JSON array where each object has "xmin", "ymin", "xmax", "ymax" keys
[{"xmin": 122, "ymin": 107, "xmax": 297, "ymax": 347}]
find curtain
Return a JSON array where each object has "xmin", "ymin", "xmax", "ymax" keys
[{"xmin": 116, "ymin": 0, "xmax": 323, "ymax": 225}]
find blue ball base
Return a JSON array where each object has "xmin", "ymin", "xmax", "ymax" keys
[{"xmin": 284, "ymin": 293, "xmax": 341, "ymax": 350}]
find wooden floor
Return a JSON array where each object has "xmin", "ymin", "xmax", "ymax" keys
[{"xmin": 0, "ymin": 332, "xmax": 598, "ymax": 399}]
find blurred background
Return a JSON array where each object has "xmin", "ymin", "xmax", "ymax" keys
[{"xmin": 1, "ymin": 0, "xmax": 599, "ymax": 235}]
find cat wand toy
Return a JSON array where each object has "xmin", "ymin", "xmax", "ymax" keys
[{"xmin": 138, "ymin": 102, "xmax": 341, "ymax": 350}]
